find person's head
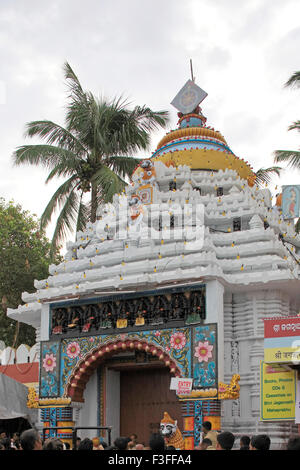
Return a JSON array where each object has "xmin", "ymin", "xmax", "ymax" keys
[
  {"xmin": 43, "ymin": 438, "xmax": 64, "ymax": 451},
  {"xmin": 20, "ymin": 429, "xmax": 42, "ymax": 451},
  {"xmin": 130, "ymin": 433, "xmax": 138, "ymax": 443},
  {"xmin": 78, "ymin": 438, "xmax": 93, "ymax": 450},
  {"xmin": 127, "ymin": 440, "xmax": 136, "ymax": 450},
  {"xmin": 202, "ymin": 421, "xmax": 212, "ymax": 435},
  {"xmin": 135, "ymin": 443, "xmax": 144, "ymax": 450},
  {"xmin": 114, "ymin": 437, "xmax": 129, "ymax": 451},
  {"xmin": 12, "ymin": 433, "xmax": 20, "ymax": 449},
  {"xmin": 149, "ymin": 433, "xmax": 165, "ymax": 452},
  {"xmin": 199, "ymin": 438, "xmax": 212, "ymax": 450},
  {"xmin": 287, "ymin": 435, "xmax": 300, "ymax": 450},
  {"xmin": 240, "ymin": 435, "xmax": 250, "ymax": 448},
  {"xmin": 0, "ymin": 438, "xmax": 11, "ymax": 450},
  {"xmin": 250, "ymin": 434, "xmax": 271, "ymax": 451},
  {"xmin": 0, "ymin": 430, "xmax": 7, "ymax": 439},
  {"xmin": 92, "ymin": 437, "xmax": 103, "ymax": 449},
  {"xmin": 216, "ymin": 432, "xmax": 235, "ymax": 450},
  {"xmin": 101, "ymin": 440, "xmax": 108, "ymax": 449},
  {"xmin": 64, "ymin": 442, "xmax": 71, "ymax": 450}
]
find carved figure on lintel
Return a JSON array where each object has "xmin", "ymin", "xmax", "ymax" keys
[{"xmin": 139, "ymin": 159, "xmax": 157, "ymax": 187}]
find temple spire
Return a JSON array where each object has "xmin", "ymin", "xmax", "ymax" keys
[
  {"xmin": 171, "ymin": 72, "xmax": 208, "ymax": 116},
  {"xmin": 190, "ymin": 59, "xmax": 195, "ymax": 83}
]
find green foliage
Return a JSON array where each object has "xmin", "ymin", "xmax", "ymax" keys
[
  {"xmin": 274, "ymin": 71, "xmax": 300, "ymax": 170},
  {"xmin": 255, "ymin": 166, "xmax": 282, "ymax": 187},
  {"xmin": 13, "ymin": 62, "xmax": 169, "ymax": 253},
  {"xmin": 0, "ymin": 198, "xmax": 61, "ymax": 347},
  {"xmin": 285, "ymin": 71, "xmax": 300, "ymax": 88}
]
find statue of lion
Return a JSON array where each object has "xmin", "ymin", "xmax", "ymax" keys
[{"xmin": 160, "ymin": 411, "xmax": 185, "ymax": 450}]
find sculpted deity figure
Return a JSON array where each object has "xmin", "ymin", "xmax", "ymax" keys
[{"xmin": 160, "ymin": 411, "xmax": 185, "ymax": 450}]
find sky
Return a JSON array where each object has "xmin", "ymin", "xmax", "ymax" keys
[{"xmin": 0, "ymin": 0, "xmax": 300, "ymax": 245}]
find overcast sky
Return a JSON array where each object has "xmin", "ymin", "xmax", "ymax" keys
[{"xmin": 1, "ymin": 0, "xmax": 300, "ymax": 243}]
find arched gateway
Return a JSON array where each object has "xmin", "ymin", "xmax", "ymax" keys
[
  {"xmin": 65, "ymin": 339, "xmax": 183, "ymax": 444},
  {"xmin": 66, "ymin": 338, "xmax": 181, "ymax": 401}
]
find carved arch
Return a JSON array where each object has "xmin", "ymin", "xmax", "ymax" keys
[{"xmin": 65, "ymin": 338, "xmax": 182, "ymax": 402}]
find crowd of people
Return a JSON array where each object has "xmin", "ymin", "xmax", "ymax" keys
[{"xmin": 1, "ymin": 423, "xmax": 300, "ymax": 451}]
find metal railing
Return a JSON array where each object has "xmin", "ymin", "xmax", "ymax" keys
[{"xmin": 42, "ymin": 426, "xmax": 112, "ymax": 449}]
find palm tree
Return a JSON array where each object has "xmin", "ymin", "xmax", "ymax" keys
[
  {"xmin": 13, "ymin": 62, "xmax": 169, "ymax": 253},
  {"xmin": 274, "ymin": 70, "xmax": 300, "ymax": 169},
  {"xmin": 254, "ymin": 166, "xmax": 282, "ymax": 187}
]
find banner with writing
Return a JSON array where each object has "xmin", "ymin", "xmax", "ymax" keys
[
  {"xmin": 170, "ymin": 377, "xmax": 193, "ymax": 395},
  {"xmin": 264, "ymin": 317, "xmax": 300, "ymax": 338},
  {"xmin": 260, "ymin": 362, "xmax": 296, "ymax": 421},
  {"xmin": 296, "ymin": 381, "xmax": 300, "ymax": 424}
]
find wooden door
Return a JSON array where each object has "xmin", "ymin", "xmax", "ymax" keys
[{"xmin": 120, "ymin": 367, "xmax": 183, "ymax": 446}]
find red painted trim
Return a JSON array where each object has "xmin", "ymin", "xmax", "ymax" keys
[{"xmin": 0, "ymin": 362, "xmax": 39, "ymax": 384}]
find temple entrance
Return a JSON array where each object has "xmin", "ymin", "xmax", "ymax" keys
[
  {"xmin": 119, "ymin": 367, "xmax": 183, "ymax": 445},
  {"xmin": 104, "ymin": 351, "xmax": 183, "ymax": 446}
]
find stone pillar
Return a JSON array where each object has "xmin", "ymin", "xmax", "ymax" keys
[
  {"xmin": 205, "ymin": 280, "xmax": 225, "ymax": 382},
  {"xmin": 40, "ymin": 407, "xmax": 74, "ymax": 448},
  {"xmin": 181, "ymin": 399, "xmax": 222, "ymax": 449},
  {"xmin": 40, "ymin": 303, "xmax": 50, "ymax": 342}
]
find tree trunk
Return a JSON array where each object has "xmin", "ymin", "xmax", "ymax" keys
[{"xmin": 91, "ymin": 181, "xmax": 98, "ymax": 223}]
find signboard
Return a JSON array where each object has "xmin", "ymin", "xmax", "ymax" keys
[
  {"xmin": 171, "ymin": 80, "xmax": 208, "ymax": 115},
  {"xmin": 170, "ymin": 377, "xmax": 193, "ymax": 395},
  {"xmin": 296, "ymin": 381, "xmax": 300, "ymax": 424},
  {"xmin": 282, "ymin": 185, "xmax": 300, "ymax": 219},
  {"xmin": 264, "ymin": 317, "xmax": 300, "ymax": 338},
  {"xmin": 260, "ymin": 362, "xmax": 296, "ymax": 421},
  {"xmin": 264, "ymin": 317, "xmax": 300, "ymax": 364}
]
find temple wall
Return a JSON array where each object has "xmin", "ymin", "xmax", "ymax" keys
[
  {"xmin": 222, "ymin": 289, "xmax": 298, "ymax": 449},
  {"xmin": 0, "ymin": 343, "xmax": 39, "ymax": 365},
  {"xmin": 75, "ymin": 369, "xmax": 98, "ymax": 439}
]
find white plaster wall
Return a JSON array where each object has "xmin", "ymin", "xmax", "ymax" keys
[
  {"xmin": 222, "ymin": 289, "xmax": 298, "ymax": 449},
  {"xmin": 0, "ymin": 347, "xmax": 15, "ymax": 365},
  {"xmin": 76, "ymin": 369, "xmax": 98, "ymax": 439},
  {"xmin": 105, "ymin": 368, "xmax": 120, "ymax": 443},
  {"xmin": 15, "ymin": 344, "xmax": 30, "ymax": 363},
  {"xmin": 40, "ymin": 303, "xmax": 50, "ymax": 342},
  {"xmin": 205, "ymin": 279, "xmax": 225, "ymax": 382}
]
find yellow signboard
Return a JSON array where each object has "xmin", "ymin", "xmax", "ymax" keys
[
  {"xmin": 260, "ymin": 362, "xmax": 296, "ymax": 421},
  {"xmin": 264, "ymin": 347, "xmax": 300, "ymax": 363}
]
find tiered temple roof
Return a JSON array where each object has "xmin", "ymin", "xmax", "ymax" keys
[{"xmin": 8, "ymin": 92, "xmax": 300, "ymax": 329}]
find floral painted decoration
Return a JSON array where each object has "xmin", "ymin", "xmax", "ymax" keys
[
  {"xmin": 42, "ymin": 353, "xmax": 57, "ymax": 372},
  {"xmin": 66, "ymin": 341, "xmax": 80, "ymax": 359},
  {"xmin": 170, "ymin": 331, "xmax": 187, "ymax": 350},
  {"xmin": 194, "ymin": 341, "xmax": 213, "ymax": 363}
]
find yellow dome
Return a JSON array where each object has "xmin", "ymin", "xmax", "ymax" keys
[
  {"xmin": 152, "ymin": 148, "xmax": 255, "ymax": 183},
  {"xmin": 156, "ymin": 126, "xmax": 228, "ymax": 150}
]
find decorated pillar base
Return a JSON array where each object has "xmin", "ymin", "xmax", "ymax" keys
[
  {"xmin": 40, "ymin": 406, "xmax": 74, "ymax": 448},
  {"xmin": 181, "ymin": 399, "xmax": 221, "ymax": 449}
]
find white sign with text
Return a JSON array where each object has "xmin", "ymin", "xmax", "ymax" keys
[{"xmin": 170, "ymin": 378, "xmax": 193, "ymax": 395}]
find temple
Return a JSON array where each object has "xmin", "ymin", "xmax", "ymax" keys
[{"xmin": 7, "ymin": 79, "xmax": 300, "ymax": 449}]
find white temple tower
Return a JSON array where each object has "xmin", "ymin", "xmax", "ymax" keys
[{"xmin": 8, "ymin": 80, "xmax": 300, "ymax": 448}]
